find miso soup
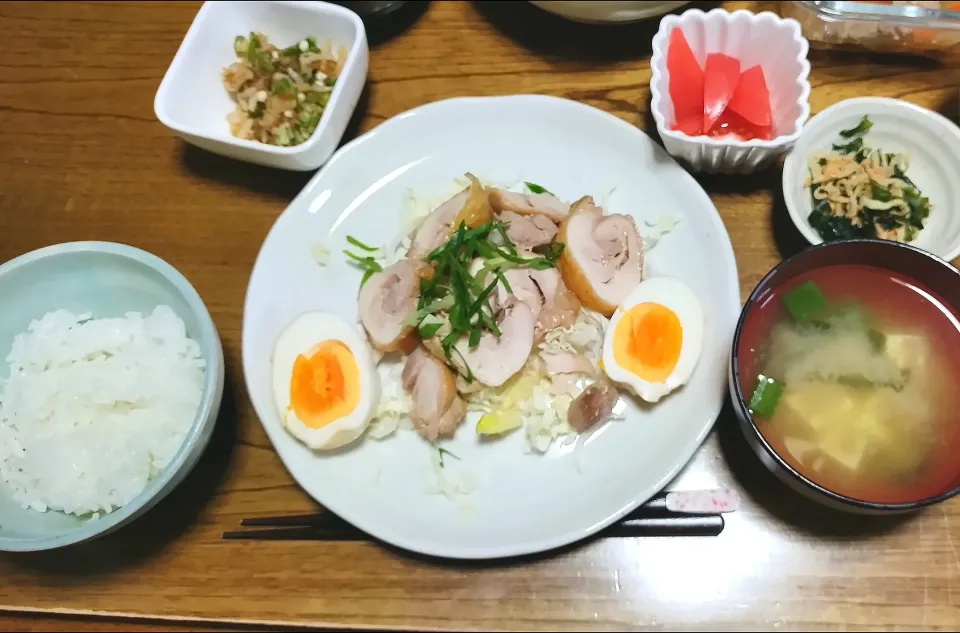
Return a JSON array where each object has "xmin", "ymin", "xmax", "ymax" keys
[{"xmin": 738, "ymin": 264, "xmax": 960, "ymax": 504}]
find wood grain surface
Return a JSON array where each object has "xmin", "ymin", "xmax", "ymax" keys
[{"xmin": 1, "ymin": 1, "xmax": 960, "ymax": 631}]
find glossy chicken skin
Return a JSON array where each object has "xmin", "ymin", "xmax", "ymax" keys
[
  {"xmin": 401, "ymin": 346, "xmax": 467, "ymax": 441},
  {"xmin": 557, "ymin": 196, "xmax": 643, "ymax": 316},
  {"xmin": 488, "ymin": 188, "xmax": 571, "ymax": 224},
  {"xmin": 357, "ymin": 260, "xmax": 428, "ymax": 352},
  {"xmin": 407, "ymin": 174, "xmax": 493, "ymax": 259}
]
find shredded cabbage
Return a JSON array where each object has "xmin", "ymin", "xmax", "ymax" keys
[
  {"xmin": 642, "ymin": 215, "xmax": 680, "ymax": 251},
  {"xmin": 310, "ymin": 242, "xmax": 330, "ymax": 266},
  {"xmin": 366, "ymin": 360, "xmax": 412, "ymax": 439},
  {"xmin": 427, "ymin": 448, "xmax": 475, "ymax": 500}
]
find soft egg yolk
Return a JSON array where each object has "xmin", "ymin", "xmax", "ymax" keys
[
  {"xmin": 289, "ymin": 340, "xmax": 360, "ymax": 429},
  {"xmin": 612, "ymin": 302, "xmax": 683, "ymax": 383}
]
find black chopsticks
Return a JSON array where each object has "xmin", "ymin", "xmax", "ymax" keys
[{"xmin": 223, "ymin": 488, "xmax": 733, "ymax": 541}]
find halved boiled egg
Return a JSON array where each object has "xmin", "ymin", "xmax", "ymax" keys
[
  {"xmin": 601, "ymin": 277, "xmax": 704, "ymax": 403},
  {"xmin": 272, "ymin": 312, "xmax": 380, "ymax": 450}
]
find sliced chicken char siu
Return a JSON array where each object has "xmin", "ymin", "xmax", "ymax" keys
[
  {"xmin": 557, "ymin": 196, "xmax": 643, "ymax": 316},
  {"xmin": 406, "ymin": 190, "xmax": 467, "ymax": 260},
  {"xmin": 495, "ymin": 268, "xmax": 543, "ymax": 320},
  {"xmin": 492, "ymin": 267, "xmax": 580, "ymax": 343},
  {"xmin": 499, "ymin": 210, "xmax": 558, "ymax": 249},
  {"xmin": 488, "ymin": 189, "xmax": 571, "ymax": 224},
  {"xmin": 401, "ymin": 346, "xmax": 467, "ymax": 441},
  {"xmin": 528, "ymin": 268, "xmax": 581, "ymax": 338},
  {"xmin": 407, "ymin": 173, "xmax": 492, "ymax": 259},
  {"xmin": 357, "ymin": 259, "xmax": 429, "ymax": 352},
  {"xmin": 455, "ymin": 297, "xmax": 536, "ymax": 387}
]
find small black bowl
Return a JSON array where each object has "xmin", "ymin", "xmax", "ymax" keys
[{"xmin": 729, "ymin": 239, "xmax": 960, "ymax": 514}]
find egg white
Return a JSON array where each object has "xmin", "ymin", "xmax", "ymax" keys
[
  {"xmin": 271, "ymin": 311, "xmax": 380, "ymax": 450},
  {"xmin": 601, "ymin": 277, "xmax": 705, "ymax": 403}
]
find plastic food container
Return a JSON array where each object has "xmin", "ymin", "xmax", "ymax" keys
[{"xmin": 782, "ymin": 1, "xmax": 960, "ymax": 59}]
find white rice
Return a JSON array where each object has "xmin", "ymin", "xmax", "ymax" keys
[{"xmin": 0, "ymin": 306, "xmax": 205, "ymax": 516}]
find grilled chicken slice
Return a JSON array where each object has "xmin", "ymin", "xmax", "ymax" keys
[
  {"xmin": 401, "ymin": 346, "xmax": 466, "ymax": 441},
  {"xmin": 529, "ymin": 268, "xmax": 580, "ymax": 338},
  {"xmin": 495, "ymin": 268, "xmax": 543, "ymax": 320},
  {"xmin": 557, "ymin": 196, "xmax": 643, "ymax": 316},
  {"xmin": 499, "ymin": 210, "xmax": 558, "ymax": 249},
  {"xmin": 407, "ymin": 173, "xmax": 492, "ymax": 259},
  {"xmin": 488, "ymin": 189, "xmax": 571, "ymax": 224},
  {"xmin": 455, "ymin": 297, "xmax": 535, "ymax": 387},
  {"xmin": 357, "ymin": 260, "xmax": 427, "ymax": 352},
  {"xmin": 493, "ymin": 268, "xmax": 580, "ymax": 342},
  {"xmin": 407, "ymin": 190, "xmax": 467, "ymax": 260}
]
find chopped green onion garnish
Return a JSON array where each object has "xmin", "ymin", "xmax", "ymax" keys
[
  {"xmin": 419, "ymin": 322, "xmax": 443, "ymax": 339},
  {"xmin": 411, "ymin": 216, "xmax": 563, "ymax": 380},
  {"xmin": 272, "ymin": 76, "xmax": 296, "ymax": 96},
  {"xmin": 343, "ymin": 248, "xmax": 382, "ymax": 289},
  {"xmin": 782, "ymin": 280, "xmax": 827, "ymax": 322},
  {"xmin": 495, "ymin": 270, "xmax": 511, "ymax": 293},
  {"xmin": 468, "ymin": 327, "xmax": 481, "ymax": 348},
  {"xmin": 346, "ymin": 235, "xmax": 379, "ymax": 252},
  {"xmin": 748, "ymin": 374, "xmax": 784, "ymax": 418},
  {"xmin": 342, "ymin": 250, "xmax": 378, "ymax": 266},
  {"xmin": 418, "ymin": 314, "xmax": 444, "ymax": 339},
  {"xmin": 436, "ymin": 447, "xmax": 460, "ymax": 468},
  {"xmin": 524, "ymin": 181, "xmax": 552, "ymax": 195},
  {"xmin": 234, "ymin": 35, "xmax": 249, "ymax": 57},
  {"xmin": 533, "ymin": 241, "xmax": 565, "ymax": 260},
  {"xmin": 360, "ymin": 269, "xmax": 375, "ymax": 288}
]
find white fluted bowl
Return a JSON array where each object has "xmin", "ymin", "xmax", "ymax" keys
[{"xmin": 650, "ymin": 8, "xmax": 811, "ymax": 175}]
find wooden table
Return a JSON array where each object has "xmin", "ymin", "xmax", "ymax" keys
[{"xmin": 1, "ymin": 1, "xmax": 959, "ymax": 630}]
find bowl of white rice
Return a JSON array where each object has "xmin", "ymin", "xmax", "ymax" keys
[{"xmin": 0, "ymin": 242, "xmax": 224, "ymax": 552}]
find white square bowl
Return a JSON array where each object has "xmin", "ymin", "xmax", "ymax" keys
[
  {"xmin": 650, "ymin": 8, "xmax": 811, "ymax": 175},
  {"xmin": 154, "ymin": 1, "xmax": 368, "ymax": 172}
]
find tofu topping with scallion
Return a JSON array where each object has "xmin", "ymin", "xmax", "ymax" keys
[
  {"xmin": 221, "ymin": 32, "xmax": 345, "ymax": 147},
  {"xmin": 804, "ymin": 116, "xmax": 931, "ymax": 243}
]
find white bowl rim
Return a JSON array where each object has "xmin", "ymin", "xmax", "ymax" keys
[
  {"xmin": 0, "ymin": 241, "xmax": 224, "ymax": 552},
  {"xmin": 650, "ymin": 7, "xmax": 812, "ymax": 149},
  {"xmin": 153, "ymin": 0, "xmax": 366, "ymax": 157},
  {"xmin": 781, "ymin": 96, "xmax": 960, "ymax": 261}
]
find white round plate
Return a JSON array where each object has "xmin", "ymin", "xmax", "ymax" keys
[
  {"xmin": 782, "ymin": 97, "xmax": 960, "ymax": 261},
  {"xmin": 242, "ymin": 95, "xmax": 740, "ymax": 559}
]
